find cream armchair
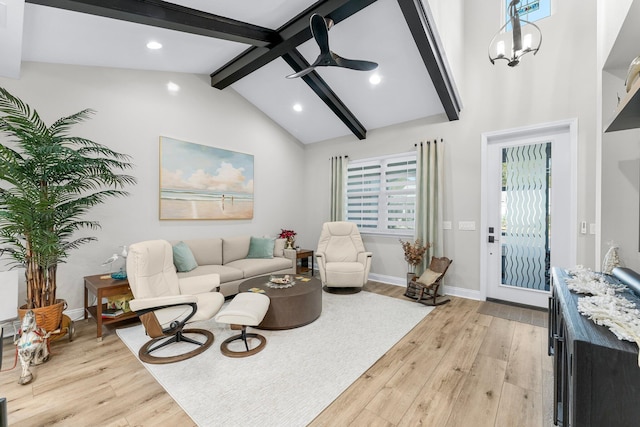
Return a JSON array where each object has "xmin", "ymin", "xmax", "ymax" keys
[
  {"xmin": 316, "ymin": 221, "xmax": 372, "ymax": 293},
  {"xmin": 127, "ymin": 240, "xmax": 224, "ymax": 364}
]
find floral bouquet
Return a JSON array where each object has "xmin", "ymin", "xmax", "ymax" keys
[
  {"xmin": 278, "ymin": 229, "xmax": 296, "ymax": 240},
  {"xmin": 279, "ymin": 229, "xmax": 297, "ymax": 249},
  {"xmin": 399, "ymin": 238, "xmax": 431, "ymax": 272}
]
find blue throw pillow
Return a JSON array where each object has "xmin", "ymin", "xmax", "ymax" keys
[
  {"xmin": 172, "ymin": 241, "xmax": 198, "ymax": 272},
  {"xmin": 247, "ymin": 237, "xmax": 275, "ymax": 259}
]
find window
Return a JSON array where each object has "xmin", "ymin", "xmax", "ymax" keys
[
  {"xmin": 505, "ymin": 0, "xmax": 550, "ymax": 28},
  {"xmin": 346, "ymin": 153, "xmax": 416, "ymax": 234}
]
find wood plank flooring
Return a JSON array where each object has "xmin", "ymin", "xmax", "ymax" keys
[{"xmin": 1, "ymin": 283, "xmax": 553, "ymax": 426}]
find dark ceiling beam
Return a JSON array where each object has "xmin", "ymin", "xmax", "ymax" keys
[
  {"xmin": 283, "ymin": 50, "xmax": 366, "ymax": 140},
  {"xmin": 397, "ymin": 0, "xmax": 461, "ymax": 121},
  {"xmin": 26, "ymin": 0, "xmax": 279, "ymax": 47},
  {"xmin": 210, "ymin": 0, "xmax": 378, "ymax": 89}
]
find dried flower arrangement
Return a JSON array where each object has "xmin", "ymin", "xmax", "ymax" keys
[{"xmin": 399, "ymin": 238, "xmax": 431, "ymax": 272}]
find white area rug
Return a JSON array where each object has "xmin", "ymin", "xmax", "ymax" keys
[{"xmin": 117, "ymin": 291, "xmax": 433, "ymax": 426}]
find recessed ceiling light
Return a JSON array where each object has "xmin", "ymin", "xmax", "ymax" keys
[
  {"xmin": 293, "ymin": 103, "xmax": 303, "ymax": 112},
  {"xmin": 146, "ymin": 41, "xmax": 163, "ymax": 50},
  {"xmin": 369, "ymin": 74, "xmax": 382, "ymax": 85},
  {"xmin": 167, "ymin": 82, "xmax": 180, "ymax": 92}
]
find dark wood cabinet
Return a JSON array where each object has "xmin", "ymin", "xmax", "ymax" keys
[{"xmin": 549, "ymin": 267, "xmax": 640, "ymax": 426}]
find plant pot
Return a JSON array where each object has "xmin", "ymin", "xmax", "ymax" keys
[{"xmin": 18, "ymin": 299, "xmax": 66, "ymax": 333}]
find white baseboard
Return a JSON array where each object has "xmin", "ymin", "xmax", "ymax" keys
[
  {"xmin": 368, "ymin": 273, "xmax": 406, "ymax": 287},
  {"xmin": 369, "ymin": 273, "xmax": 483, "ymax": 301},
  {"xmin": 442, "ymin": 285, "xmax": 483, "ymax": 301},
  {"xmin": 65, "ymin": 307, "xmax": 85, "ymax": 322}
]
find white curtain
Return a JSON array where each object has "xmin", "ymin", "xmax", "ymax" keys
[
  {"xmin": 415, "ymin": 140, "xmax": 444, "ymax": 271},
  {"xmin": 330, "ymin": 156, "xmax": 347, "ymax": 221}
]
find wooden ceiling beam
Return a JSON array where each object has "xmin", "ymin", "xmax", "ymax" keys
[
  {"xmin": 396, "ymin": 0, "xmax": 461, "ymax": 121},
  {"xmin": 283, "ymin": 50, "xmax": 366, "ymax": 140},
  {"xmin": 210, "ymin": 0, "xmax": 378, "ymax": 89},
  {"xmin": 26, "ymin": 0, "xmax": 278, "ymax": 46}
]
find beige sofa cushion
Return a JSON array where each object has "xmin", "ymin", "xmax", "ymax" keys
[
  {"xmin": 175, "ymin": 238, "xmax": 223, "ymax": 266},
  {"xmin": 226, "ymin": 257, "xmax": 293, "ymax": 278},
  {"xmin": 177, "ymin": 264, "xmax": 244, "ymax": 283},
  {"xmin": 274, "ymin": 238, "xmax": 286, "ymax": 257},
  {"xmin": 223, "ymin": 236, "xmax": 250, "ymax": 264}
]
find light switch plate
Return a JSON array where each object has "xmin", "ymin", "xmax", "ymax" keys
[
  {"xmin": 458, "ymin": 221, "xmax": 476, "ymax": 231},
  {"xmin": 443, "ymin": 221, "xmax": 452, "ymax": 230},
  {"xmin": 589, "ymin": 223, "xmax": 596, "ymax": 235}
]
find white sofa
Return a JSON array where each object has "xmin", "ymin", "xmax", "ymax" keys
[{"xmin": 172, "ymin": 236, "xmax": 297, "ymax": 297}]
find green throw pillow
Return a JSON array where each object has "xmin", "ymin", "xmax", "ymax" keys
[
  {"xmin": 247, "ymin": 236, "xmax": 275, "ymax": 259},
  {"xmin": 172, "ymin": 241, "xmax": 198, "ymax": 272}
]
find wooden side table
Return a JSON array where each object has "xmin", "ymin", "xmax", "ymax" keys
[
  {"xmin": 296, "ymin": 249, "xmax": 314, "ymax": 276},
  {"xmin": 84, "ymin": 274, "xmax": 138, "ymax": 341}
]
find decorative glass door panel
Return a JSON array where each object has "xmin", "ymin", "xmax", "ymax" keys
[{"xmin": 501, "ymin": 142, "xmax": 551, "ymax": 291}]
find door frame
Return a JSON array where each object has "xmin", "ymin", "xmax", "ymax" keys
[{"xmin": 480, "ymin": 119, "xmax": 578, "ymax": 305}]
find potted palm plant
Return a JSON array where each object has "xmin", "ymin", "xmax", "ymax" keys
[{"xmin": 0, "ymin": 87, "xmax": 136, "ymax": 331}]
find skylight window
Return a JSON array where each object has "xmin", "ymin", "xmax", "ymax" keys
[{"xmin": 505, "ymin": 0, "xmax": 550, "ymax": 31}]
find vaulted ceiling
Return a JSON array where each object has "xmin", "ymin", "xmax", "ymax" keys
[{"xmin": 1, "ymin": 0, "xmax": 462, "ymax": 144}]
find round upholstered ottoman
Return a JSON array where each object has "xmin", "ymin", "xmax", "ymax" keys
[{"xmin": 215, "ymin": 292, "xmax": 270, "ymax": 357}]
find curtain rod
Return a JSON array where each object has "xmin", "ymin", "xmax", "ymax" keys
[{"xmin": 414, "ymin": 138, "xmax": 444, "ymax": 147}]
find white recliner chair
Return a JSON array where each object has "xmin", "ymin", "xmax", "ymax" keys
[
  {"xmin": 126, "ymin": 240, "xmax": 225, "ymax": 364},
  {"xmin": 316, "ymin": 221, "xmax": 372, "ymax": 293}
]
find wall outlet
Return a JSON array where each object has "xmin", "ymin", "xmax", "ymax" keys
[
  {"xmin": 443, "ymin": 221, "xmax": 452, "ymax": 230},
  {"xmin": 458, "ymin": 221, "xmax": 476, "ymax": 231}
]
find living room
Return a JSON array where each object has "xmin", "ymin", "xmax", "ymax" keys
[{"xmin": 1, "ymin": 0, "xmax": 639, "ymax": 425}]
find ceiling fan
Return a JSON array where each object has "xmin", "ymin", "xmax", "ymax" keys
[{"xmin": 285, "ymin": 13, "xmax": 378, "ymax": 79}]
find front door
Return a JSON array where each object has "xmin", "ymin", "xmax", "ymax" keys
[{"xmin": 481, "ymin": 121, "xmax": 576, "ymax": 307}]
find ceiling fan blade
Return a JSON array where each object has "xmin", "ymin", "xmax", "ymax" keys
[
  {"xmin": 332, "ymin": 53, "xmax": 378, "ymax": 71},
  {"xmin": 285, "ymin": 67, "xmax": 316, "ymax": 79},
  {"xmin": 310, "ymin": 13, "xmax": 330, "ymax": 55}
]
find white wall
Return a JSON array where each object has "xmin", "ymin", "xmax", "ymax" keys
[
  {"xmin": 425, "ymin": 0, "xmax": 465, "ymax": 97},
  {"xmin": 0, "ymin": 0, "xmax": 602, "ymax": 309},
  {"xmin": 0, "ymin": 62, "xmax": 306, "ymax": 312},
  {"xmin": 599, "ymin": 0, "xmax": 640, "ymax": 271},
  {"xmin": 302, "ymin": 0, "xmax": 598, "ymax": 296}
]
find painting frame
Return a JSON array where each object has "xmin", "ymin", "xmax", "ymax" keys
[{"xmin": 159, "ymin": 136, "xmax": 254, "ymax": 220}]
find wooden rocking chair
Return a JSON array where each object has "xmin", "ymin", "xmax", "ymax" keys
[{"xmin": 410, "ymin": 256, "xmax": 452, "ymax": 306}]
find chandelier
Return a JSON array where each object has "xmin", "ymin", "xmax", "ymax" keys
[{"xmin": 488, "ymin": 0, "xmax": 542, "ymax": 67}]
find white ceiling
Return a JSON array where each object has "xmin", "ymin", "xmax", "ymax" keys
[{"xmin": 2, "ymin": 0, "xmax": 449, "ymax": 144}]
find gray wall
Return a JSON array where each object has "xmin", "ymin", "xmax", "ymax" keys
[
  {"xmin": 0, "ymin": 62, "xmax": 307, "ymax": 311},
  {"xmin": 302, "ymin": 0, "xmax": 598, "ymax": 298}
]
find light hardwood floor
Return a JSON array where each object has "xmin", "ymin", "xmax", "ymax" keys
[{"xmin": 1, "ymin": 283, "xmax": 553, "ymax": 426}]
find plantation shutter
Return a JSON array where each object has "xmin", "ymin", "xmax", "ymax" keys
[
  {"xmin": 346, "ymin": 161, "xmax": 380, "ymax": 229},
  {"xmin": 346, "ymin": 154, "xmax": 416, "ymax": 233},
  {"xmin": 385, "ymin": 158, "xmax": 416, "ymax": 231}
]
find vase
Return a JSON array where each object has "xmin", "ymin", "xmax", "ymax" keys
[
  {"xmin": 286, "ymin": 238, "xmax": 295, "ymax": 250},
  {"xmin": 404, "ymin": 272, "xmax": 418, "ymax": 299}
]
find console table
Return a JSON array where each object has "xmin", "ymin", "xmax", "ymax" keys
[
  {"xmin": 84, "ymin": 274, "xmax": 138, "ymax": 341},
  {"xmin": 549, "ymin": 267, "xmax": 640, "ymax": 426}
]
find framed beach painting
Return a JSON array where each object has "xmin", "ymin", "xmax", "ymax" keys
[{"xmin": 159, "ymin": 137, "xmax": 254, "ymax": 220}]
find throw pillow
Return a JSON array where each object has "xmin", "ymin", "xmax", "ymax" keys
[
  {"xmin": 247, "ymin": 236, "xmax": 275, "ymax": 259},
  {"xmin": 416, "ymin": 268, "xmax": 442, "ymax": 287},
  {"xmin": 172, "ymin": 241, "xmax": 198, "ymax": 272}
]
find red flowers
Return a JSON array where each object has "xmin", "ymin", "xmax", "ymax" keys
[{"xmin": 278, "ymin": 229, "xmax": 297, "ymax": 239}]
